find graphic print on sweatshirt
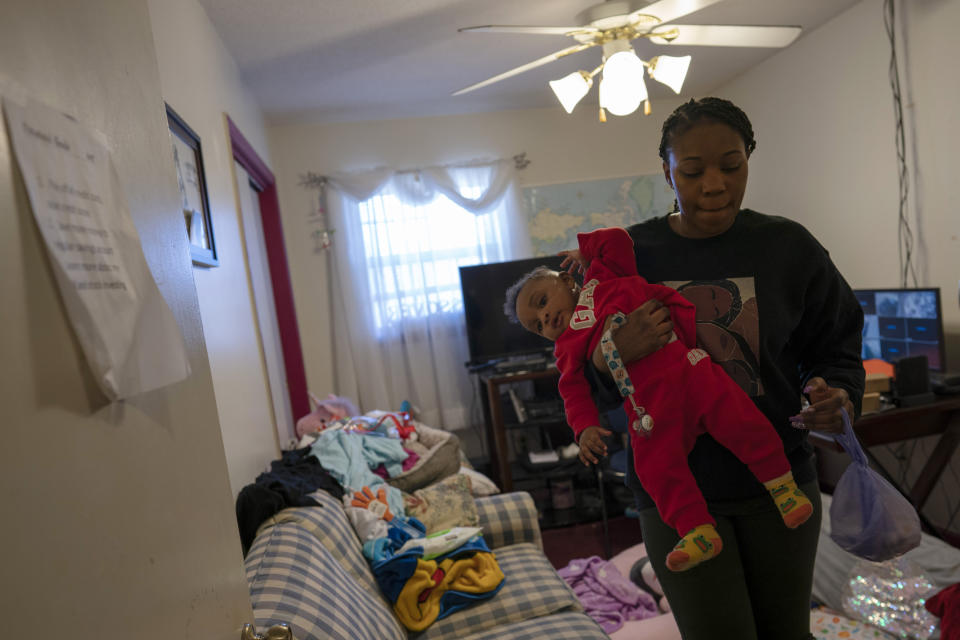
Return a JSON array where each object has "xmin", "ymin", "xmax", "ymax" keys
[{"xmin": 663, "ymin": 277, "xmax": 763, "ymax": 397}]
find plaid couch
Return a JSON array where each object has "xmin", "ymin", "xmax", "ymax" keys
[{"xmin": 245, "ymin": 488, "xmax": 608, "ymax": 640}]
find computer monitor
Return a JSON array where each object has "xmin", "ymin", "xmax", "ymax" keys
[{"xmin": 854, "ymin": 288, "xmax": 946, "ymax": 371}]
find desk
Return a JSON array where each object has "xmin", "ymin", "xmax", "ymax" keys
[
  {"xmin": 481, "ymin": 367, "xmax": 562, "ymax": 493},
  {"xmin": 808, "ymin": 395, "xmax": 960, "ymax": 512}
]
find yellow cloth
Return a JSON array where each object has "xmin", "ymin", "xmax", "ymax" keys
[{"xmin": 393, "ymin": 551, "xmax": 505, "ymax": 631}]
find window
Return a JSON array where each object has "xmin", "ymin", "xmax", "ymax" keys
[
  {"xmin": 325, "ymin": 160, "xmax": 527, "ymax": 428},
  {"xmin": 357, "ymin": 179, "xmax": 510, "ymax": 334}
]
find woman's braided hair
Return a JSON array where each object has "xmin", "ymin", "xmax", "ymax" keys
[{"xmin": 658, "ymin": 97, "xmax": 757, "ymax": 162}]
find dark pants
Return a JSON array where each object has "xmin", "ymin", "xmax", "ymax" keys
[{"xmin": 637, "ymin": 480, "xmax": 821, "ymax": 640}]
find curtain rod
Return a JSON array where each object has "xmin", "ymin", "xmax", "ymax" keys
[{"xmin": 298, "ymin": 152, "xmax": 529, "ymax": 190}]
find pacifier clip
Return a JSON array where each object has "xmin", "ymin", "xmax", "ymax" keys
[{"xmin": 600, "ymin": 312, "xmax": 653, "ymax": 435}]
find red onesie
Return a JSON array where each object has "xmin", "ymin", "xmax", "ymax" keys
[{"xmin": 554, "ymin": 227, "xmax": 791, "ymax": 536}]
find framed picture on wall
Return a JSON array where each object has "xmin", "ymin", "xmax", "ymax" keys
[{"xmin": 165, "ymin": 103, "xmax": 218, "ymax": 267}]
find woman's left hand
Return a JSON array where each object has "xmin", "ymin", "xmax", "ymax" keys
[{"xmin": 790, "ymin": 376, "xmax": 853, "ymax": 434}]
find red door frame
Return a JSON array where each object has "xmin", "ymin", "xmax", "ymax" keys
[{"xmin": 227, "ymin": 115, "xmax": 310, "ymax": 421}]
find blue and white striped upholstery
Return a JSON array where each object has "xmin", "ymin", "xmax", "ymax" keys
[
  {"xmin": 245, "ymin": 520, "xmax": 405, "ymax": 640},
  {"xmin": 458, "ymin": 611, "xmax": 608, "ymax": 640},
  {"xmin": 266, "ymin": 489, "xmax": 384, "ymax": 597},
  {"xmin": 411, "ymin": 542, "xmax": 582, "ymax": 640},
  {"xmin": 474, "ymin": 492, "xmax": 543, "ymax": 550},
  {"xmin": 245, "ymin": 489, "xmax": 603, "ymax": 640}
]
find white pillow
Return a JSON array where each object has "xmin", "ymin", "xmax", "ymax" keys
[{"xmin": 459, "ymin": 465, "xmax": 500, "ymax": 496}]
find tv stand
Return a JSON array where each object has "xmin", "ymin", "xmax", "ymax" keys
[
  {"xmin": 494, "ymin": 356, "xmax": 552, "ymax": 374},
  {"xmin": 465, "ymin": 353, "xmax": 553, "ymax": 374},
  {"xmin": 480, "ymin": 367, "xmax": 561, "ymax": 492},
  {"xmin": 474, "ymin": 366, "xmax": 618, "ymax": 529}
]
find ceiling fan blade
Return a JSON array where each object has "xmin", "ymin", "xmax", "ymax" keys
[
  {"xmin": 648, "ymin": 24, "xmax": 802, "ymax": 47},
  {"xmin": 631, "ymin": 0, "xmax": 725, "ymax": 26},
  {"xmin": 459, "ymin": 25, "xmax": 598, "ymax": 37},
  {"xmin": 452, "ymin": 42, "xmax": 597, "ymax": 96}
]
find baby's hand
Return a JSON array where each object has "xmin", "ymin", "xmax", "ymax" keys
[
  {"xmin": 578, "ymin": 425, "xmax": 612, "ymax": 466},
  {"xmin": 559, "ymin": 249, "xmax": 588, "ymax": 276}
]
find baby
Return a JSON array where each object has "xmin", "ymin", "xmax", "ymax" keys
[{"xmin": 503, "ymin": 226, "xmax": 812, "ymax": 572}]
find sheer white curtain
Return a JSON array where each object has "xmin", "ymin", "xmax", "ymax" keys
[{"xmin": 325, "ymin": 160, "xmax": 530, "ymax": 429}]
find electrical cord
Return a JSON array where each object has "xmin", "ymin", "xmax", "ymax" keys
[{"xmin": 884, "ymin": 0, "xmax": 917, "ymax": 288}]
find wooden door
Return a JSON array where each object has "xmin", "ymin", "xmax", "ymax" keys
[{"xmin": 0, "ymin": 1, "xmax": 255, "ymax": 637}]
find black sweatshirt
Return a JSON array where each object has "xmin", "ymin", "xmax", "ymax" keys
[{"xmin": 585, "ymin": 209, "xmax": 865, "ymax": 508}]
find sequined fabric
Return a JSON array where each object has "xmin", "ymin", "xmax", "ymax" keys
[{"xmin": 841, "ymin": 557, "xmax": 938, "ymax": 639}]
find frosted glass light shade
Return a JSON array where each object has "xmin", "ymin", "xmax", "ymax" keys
[
  {"xmin": 599, "ymin": 50, "xmax": 647, "ymax": 116},
  {"xmin": 549, "ymin": 71, "xmax": 592, "ymax": 114},
  {"xmin": 650, "ymin": 55, "xmax": 691, "ymax": 94}
]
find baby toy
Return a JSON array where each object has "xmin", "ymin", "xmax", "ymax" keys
[
  {"xmin": 294, "ymin": 392, "xmax": 360, "ymax": 438},
  {"xmin": 373, "ymin": 411, "xmax": 416, "ymax": 440}
]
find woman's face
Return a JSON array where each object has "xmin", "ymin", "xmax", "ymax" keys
[{"xmin": 662, "ymin": 120, "xmax": 749, "ymax": 239}]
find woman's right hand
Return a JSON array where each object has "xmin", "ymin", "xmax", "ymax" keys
[{"xmin": 591, "ymin": 299, "xmax": 674, "ymax": 373}]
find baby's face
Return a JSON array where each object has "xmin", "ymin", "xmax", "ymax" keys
[{"xmin": 515, "ymin": 272, "xmax": 577, "ymax": 341}]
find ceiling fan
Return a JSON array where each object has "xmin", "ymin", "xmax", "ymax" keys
[{"xmin": 453, "ymin": 0, "xmax": 801, "ymax": 118}]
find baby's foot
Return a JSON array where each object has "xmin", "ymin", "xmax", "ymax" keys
[
  {"xmin": 764, "ymin": 472, "xmax": 813, "ymax": 529},
  {"xmin": 665, "ymin": 524, "xmax": 723, "ymax": 572}
]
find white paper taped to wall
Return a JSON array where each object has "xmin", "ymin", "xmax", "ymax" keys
[{"xmin": 2, "ymin": 95, "xmax": 191, "ymax": 400}]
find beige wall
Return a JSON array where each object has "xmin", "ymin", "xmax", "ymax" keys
[{"xmin": 149, "ymin": 0, "xmax": 281, "ymax": 496}]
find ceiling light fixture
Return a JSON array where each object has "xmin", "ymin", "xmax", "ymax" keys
[
  {"xmin": 548, "ymin": 71, "xmax": 593, "ymax": 114},
  {"xmin": 647, "ymin": 54, "xmax": 691, "ymax": 94},
  {"xmin": 550, "ymin": 39, "xmax": 690, "ymax": 119},
  {"xmin": 598, "ymin": 40, "xmax": 648, "ymax": 116},
  {"xmin": 454, "ymin": 0, "xmax": 803, "ymax": 123}
]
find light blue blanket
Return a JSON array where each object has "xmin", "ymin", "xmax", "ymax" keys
[{"xmin": 310, "ymin": 429, "xmax": 408, "ymax": 515}]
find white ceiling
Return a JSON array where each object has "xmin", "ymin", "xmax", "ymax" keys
[{"xmin": 196, "ymin": 0, "xmax": 862, "ymax": 125}]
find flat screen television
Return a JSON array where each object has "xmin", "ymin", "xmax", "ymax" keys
[
  {"xmin": 854, "ymin": 287, "xmax": 946, "ymax": 371},
  {"xmin": 459, "ymin": 255, "xmax": 566, "ymax": 367}
]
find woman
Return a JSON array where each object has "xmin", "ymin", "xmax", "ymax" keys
[{"xmin": 581, "ymin": 97, "xmax": 864, "ymax": 639}]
